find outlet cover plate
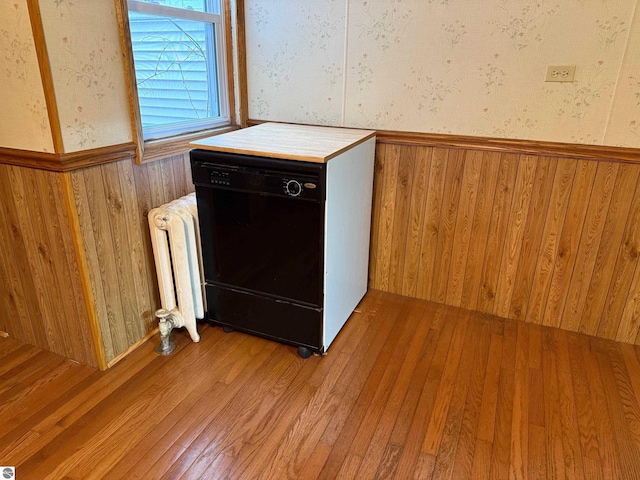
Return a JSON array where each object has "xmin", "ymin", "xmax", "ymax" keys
[{"xmin": 545, "ymin": 65, "xmax": 576, "ymax": 82}]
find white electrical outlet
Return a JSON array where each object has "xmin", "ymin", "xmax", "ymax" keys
[{"xmin": 545, "ymin": 65, "xmax": 576, "ymax": 82}]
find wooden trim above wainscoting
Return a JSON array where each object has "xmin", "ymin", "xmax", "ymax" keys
[
  {"xmin": 0, "ymin": 125, "xmax": 236, "ymax": 172},
  {"xmin": 0, "ymin": 148, "xmax": 61, "ymax": 172},
  {"xmin": 375, "ymin": 130, "xmax": 640, "ymax": 164},
  {"xmin": 247, "ymin": 120, "xmax": 640, "ymax": 164},
  {"xmin": 0, "ymin": 142, "xmax": 136, "ymax": 172},
  {"xmin": 60, "ymin": 143, "xmax": 137, "ymax": 170}
]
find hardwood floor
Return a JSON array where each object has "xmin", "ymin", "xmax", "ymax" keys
[{"xmin": 2, "ymin": 290, "xmax": 640, "ymax": 479}]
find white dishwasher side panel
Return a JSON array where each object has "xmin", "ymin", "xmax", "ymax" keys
[{"xmin": 323, "ymin": 137, "xmax": 376, "ymax": 349}]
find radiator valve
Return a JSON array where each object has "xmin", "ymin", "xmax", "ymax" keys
[{"xmin": 155, "ymin": 308, "xmax": 180, "ymax": 355}]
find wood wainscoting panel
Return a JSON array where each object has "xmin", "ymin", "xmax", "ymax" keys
[
  {"xmin": 523, "ymin": 158, "xmax": 577, "ymax": 327},
  {"xmin": 599, "ymin": 178, "xmax": 640, "ymax": 342},
  {"xmin": 446, "ymin": 149, "xmax": 484, "ymax": 307},
  {"xmin": 508, "ymin": 156, "xmax": 558, "ymax": 322},
  {"xmin": 474, "ymin": 153, "xmax": 519, "ymax": 315},
  {"xmin": 401, "ymin": 145, "xmax": 432, "ymax": 298},
  {"xmin": 71, "ymin": 153, "xmax": 194, "ymax": 362},
  {"xmin": 416, "ymin": 148, "xmax": 449, "ymax": 301},
  {"xmin": 580, "ymin": 164, "xmax": 640, "ymax": 339},
  {"xmin": 431, "ymin": 148, "xmax": 465, "ymax": 306},
  {"xmin": 459, "ymin": 151, "xmax": 501, "ymax": 312},
  {"xmin": 369, "ymin": 144, "xmax": 640, "ymax": 345},
  {"xmin": 0, "ymin": 164, "xmax": 98, "ymax": 366}
]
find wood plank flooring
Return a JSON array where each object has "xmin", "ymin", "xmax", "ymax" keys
[{"xmin": 2, "ymin": 290, "xmax": 640, "ymax": 479}]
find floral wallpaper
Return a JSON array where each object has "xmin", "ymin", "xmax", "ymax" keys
[
  {"xmin": 0, "ymin": 0, "xmax": 54, "ymax": 152},
  {"xmin": 246, "ymin": 0, "xmax": 640, "ymax": 148},
  {"xmin": 246, "ymin": 0, "xmax": 346, "ymax": 126},
  {"xmin": 605, "ymin": 3, "xmax": 640, "ymax": 146},
  {"xmin": 39, "ymin": 0, "xmax": 132, "ymax": 152}
]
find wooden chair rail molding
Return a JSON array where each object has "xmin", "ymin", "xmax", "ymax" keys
[
  {"xmin": 0, "ymin": 143, "xmax": 137, "ymax": 172},
  {"xmin": 248, "ymin": 120, "xmax": 640, "ymax": 164},
  {"xmin": 375, "ymin": 130, "xmax": 640, "ymax": 164},
  {"xmin": 0, "ymin": 125, "xmax": 242, "ymax": 172}
]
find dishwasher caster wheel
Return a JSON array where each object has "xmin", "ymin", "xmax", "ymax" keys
[
  {"xmin": 222, "ymin": 326, "xmax": 234, "ymax": 333},
  {"xmin": 297, "ymin": 347, "xmax": 313, "ymax": 359}
]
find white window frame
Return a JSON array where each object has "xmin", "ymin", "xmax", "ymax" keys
[{"xmin": 126, "ymin": 0, "xmax": 230, "ymax": 141}]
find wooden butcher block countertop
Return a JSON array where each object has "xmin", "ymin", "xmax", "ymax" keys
[{"xmin": 189, "ymin": 122, "xmax": 376, "ymax": 163}]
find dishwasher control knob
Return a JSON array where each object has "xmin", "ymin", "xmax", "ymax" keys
[{"xmin": 285, "ymin": 180, "xmax": 302, "ymax": 196}]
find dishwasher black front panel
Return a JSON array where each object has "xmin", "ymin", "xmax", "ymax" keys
[
  {"xmin": 192, "ymin": 153, "xmax": 325, "ymax": 307},
  {"xmin": 206, "ymin": 284, "xmax": 322, "ymax": 350}
]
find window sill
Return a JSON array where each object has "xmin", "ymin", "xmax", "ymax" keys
[{"xmin": 139, "ymin": 124, "xmax": 240, "ymax": 164}]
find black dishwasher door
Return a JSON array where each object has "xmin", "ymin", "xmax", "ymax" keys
[{"xmin": 191, "ymin": 152, "xmax": 325, "ymax": 308}]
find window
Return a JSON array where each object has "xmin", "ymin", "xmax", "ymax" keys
[{"xmin": 127, "ymin": 0, "xmax": 229, "ymax": 141}]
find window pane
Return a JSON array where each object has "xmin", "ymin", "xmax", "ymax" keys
[
  {"xmin": 132, "ymin": 0, "xmax": 220, "ymax": 14},
  {"xmin": 128, "ymin": 11, "xmax": 220, "ymax": 133}
]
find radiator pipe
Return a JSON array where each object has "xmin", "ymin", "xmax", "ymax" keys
[{"xmin": 155, "ymin": 308, "xmax": 183, "ymax": 355}]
